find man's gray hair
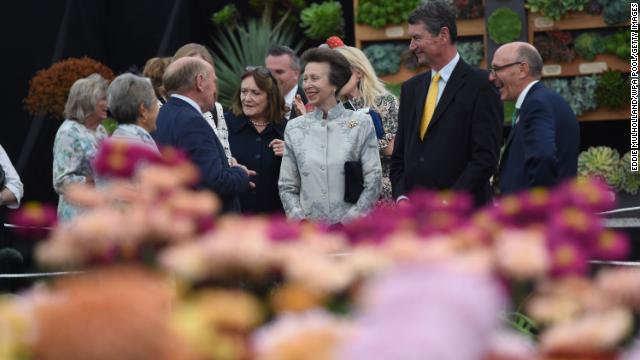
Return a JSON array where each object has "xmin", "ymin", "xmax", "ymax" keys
[
  {"xmin": 162, "ymin": 58, "xmax": 210, "ymax": 95},
  {"xmin": 517, "ymin": 45, "xmax": 543, "ymax": 78},
  {"xmin": 267, "ymin": 45, "xmax": 301, "ymax": 71},
  {"xmin": 107, "ymin": 73, "xmax": 156, "ymax": 124},
  {"xmin": 64, "ymin": 73, "xmax": 108, "ymax": 124}
]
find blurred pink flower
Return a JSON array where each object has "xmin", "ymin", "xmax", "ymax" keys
[
  {"xmin": 548, "ymin": 239, "xmax": 589, "ymax": 277},
  {"xmin": 93, "ymin": 139, "xmax": 160, "ymax": 178},
  {"xmin": 8, "ymin": 202, "xmax": 57, "ymax": 238},
  {"xmin": 589, "ymin": 229, "xmax": 630, "ymax": 261}
]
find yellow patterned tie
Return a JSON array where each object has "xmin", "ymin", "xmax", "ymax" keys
[{"xmin": 420, "ymin": 72, "xmax": 440, "ymax": 140}]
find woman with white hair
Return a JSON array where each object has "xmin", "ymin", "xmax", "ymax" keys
[
  {"xmin": 107, "ymin": 73, "xmax": 159, "ymax": 151},
  {"xmin": 335, "ymin": 45, "xmax": 399, "ymax": 202},
  {"xmin": 52, "ymin": 73, "xmax": 108, "ymax": 222}
]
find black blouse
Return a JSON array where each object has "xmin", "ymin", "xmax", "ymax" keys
[{"xmin": 226, "ymin": 112, "xmax": 286, "ymax": 214}]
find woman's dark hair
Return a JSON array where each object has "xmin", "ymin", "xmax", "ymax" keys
[
  {"xmin": 300, "ymin": 47, "xmax": 352, "ymax": 97},
  {"xmin": 232, "ymin": 67, "xmax": 285, "ymax": 125}
]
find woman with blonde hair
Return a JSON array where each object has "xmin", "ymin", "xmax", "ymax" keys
[{"xmin": 334, "ymin": 45, "xmax": 399, "ymax": 201}]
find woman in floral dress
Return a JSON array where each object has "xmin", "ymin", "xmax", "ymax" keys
[
  {"xmin": 335, "ymin": 45, "xmax": 399, "ymax": 202},
  {"xmin": 52, "ymin": 74, "xmax": 108, "ymax": 222}
]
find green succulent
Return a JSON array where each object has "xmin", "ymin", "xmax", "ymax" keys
[
  {"xmin": 620, "ymin": 152, "xmax": 640, "ymax": 195},
  {"xmin": 357, "ymin": 0, "xmax": 421, "ymax": 28},
  {"xmin": 300, "ymin": 1, "xmax": 344, "ymax": 40},
  {"xmin": 363, "ymin": 43, "xmax": 406, "ymax": 76},
  {"xmin": 605, "ymin": 30, "xmax": 631, "ymax": 60},
  {"xmin": 457, "ymin": 40, "xmax": 484, "ymax": 67},
  {"xmin": 574, "ymin": 32, "xmax": 605, "ymax": 61},
  {"xmin": 211, "ymin": 4, "xmax": 240, "ymax": 29},
  {"xmin": 543, "ymin": 76, "xmax": 599, "ymax": 116},
  {"xmin": 598, "ymin": 0, "xmax": 630, "ymax": 25},
  {"xmin": 488, "ymin": 8, "xmax": 522, "ymax": 44},
  {"xmin": 595, "ymin": 71, "xmax": 630, "ymax": 109},
  {"xmin": 525, "ymin": 0, "xmax": 589, "ymax": 21},
  {"xmin": 578, "ymin": 146, "xmax": 624, "ymax": 190},
  {"xmin": 212, "ymin": 12, "xmax": 304, "ymax": 108}
]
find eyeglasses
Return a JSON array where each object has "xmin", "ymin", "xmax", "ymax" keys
[
  {"xmin": 488, "ymin": 61, "xmax": 523, "ymax": 76},
  {"xmin": 245, "ymin": 66, "xmax": 277, "ymax": 83}
]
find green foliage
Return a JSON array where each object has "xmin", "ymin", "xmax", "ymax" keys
[
  {"xmin": 212, "ymin": 13, "xmax": 304, "ymax": 108},
  {"xmin": 504, "ymin": 312, "xmax": 538, "ymax": 339},
  {"xmin": 248, "ymin": 0, "xmax": 307, "ymax": 28},
  {"xmin": 595, "ymin": 70, "xmax": 630, "ymax": 109},
  {"xmin": 578, "ymin": 146, "xmax": 624, "ymax": 190},
  {"xmin": 525, "ymin": 0, "xmax": 589, "ymax": 21},
  {"xmin": 363, "ymin": 43, "xmax": 406, "ymax": 76},
  {"xmin": 385, "ymin": 83, "xmax": 402, "ymax": 98},
  {"xmin": 574, "ymin": 32, "xmax": 605, "ymax": 61},
  {"xmin": 487, "ymin": 8, "xmax": 522, "ymax": 45},
  {"xmin": 101, "ymin": 118, "xmax": 118, "ymax": 135},
  {"xmin": 211, "ymin": 4, "xmax": 239, "ymax": 29},
  {"xmin": 543, "ymin": 75, "xmax": 599, "ymax": 116},
  {"xmin": 621, "ymin": 152, "xmax": 640, "ymax": 195},
  {"xmin": 605, "ymin": 30, "xmax": 631, "ymax": 60},
  {"xmin": 598, "ymin": 0, "xmax": 630, "ymax": 25},
  {"xmin": 300, "ymin": 1, "xmax": 344, "ymax": 40},
  {"xmin": 503, "ymin": 101, "xmax": 516, "ymax": 125},
  {"xmin": 357, "ymin": 0, "xmax": 421, "ymax": 28},
  {"xmin": 457, "ymin": 40, "xmax": 484, "ymax": 67}
]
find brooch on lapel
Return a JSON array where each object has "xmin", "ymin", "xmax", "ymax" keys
[{"xmin": 347, "ymin": 118, "xmax": 358, "ymax": 128}]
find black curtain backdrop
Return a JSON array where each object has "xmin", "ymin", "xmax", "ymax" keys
[{"xmin": 2, "ymin": 0, "xmax": 625, "ymax": 207}]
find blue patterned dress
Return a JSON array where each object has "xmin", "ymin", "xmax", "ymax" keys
[{"xmin": 52, "ymin": 120, "xmax": 104, "ymax": 222}]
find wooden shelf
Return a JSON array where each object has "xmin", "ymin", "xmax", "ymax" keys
[
  {"xmin": 577, "ymin": 107, "xmax": 630, "ymax": 122},
  {"xmin": 541, "ymin": 54, "xmax": 630, "ymax": 77},
  {"xmin": 529, "ymin": 12, "xmax": 629, "ymax": 32},
  {"xmin": 355, "ymin": 18, "xmax": 485, "ymax": 47}
]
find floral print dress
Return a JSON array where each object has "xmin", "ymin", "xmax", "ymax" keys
[
  {"xmin": 350, "ymin": 93, "xmax": 399, "ymax": 201},
  {"xmin": 112, "ymin": 124, "xmax": 159, "ymax": 152},
  {"xmin": 52, "ymin": 120, "xmax": 104, "ymax": 222}
]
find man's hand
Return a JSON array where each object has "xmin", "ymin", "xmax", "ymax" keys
[{"xmin": 233, "ymin": 163, "xmax": 257, "ymax": 188}]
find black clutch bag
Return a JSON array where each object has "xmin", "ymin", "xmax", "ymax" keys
[{"xmin": 344, "ymin": 161, "xmax": 364, "ymax": 204}]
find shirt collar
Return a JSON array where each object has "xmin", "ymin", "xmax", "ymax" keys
[
  {"xmin": 311, "ymin": 102, "xmax": 346, "ymax": 121},
  {"xmin": 515, "ymin": 80, "xmax": 539, "ymax": 110},
  {"xmin": 432, "ymin": 52, "xmax": 460, "ymax": 83},
  {"xmin": 171, "ymin": 94, "xmax": 203, "ymax": 115},
  {"xmin": 284, "ymin": 85, "xmax": 298, "ymax": 105}
]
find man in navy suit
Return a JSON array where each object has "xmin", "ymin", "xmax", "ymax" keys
[
  {"xmin": 491, "ymin": 42, "xmax": 579, "ymax": 195},
  {"xmin": 153, "ymin": 57, "xmax": 253, "ymax": 212}
]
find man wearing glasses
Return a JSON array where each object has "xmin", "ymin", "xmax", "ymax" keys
[
  {"xmin": 490, "ymin": 42, "xmax": 579, "ymax": 195},
  {"xmin": 390, "ymin": 0, "xmax": 503, "ymax": 206}
]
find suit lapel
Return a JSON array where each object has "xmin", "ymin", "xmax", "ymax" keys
[{"xmin": 426, "ymin": 59, "xmax": 468, "ymax": 133}]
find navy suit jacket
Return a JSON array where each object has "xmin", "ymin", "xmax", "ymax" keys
[
  {"xmin": 499, "ymin": 82, "xmax": 579, "ymax": 195},
  {"xmin": 152, "ymin": 96, "xmax": 249, "ymax": 212},
  {"xmin": 390, "ymin": 59, "xmax": 503, "ymax": 205}
]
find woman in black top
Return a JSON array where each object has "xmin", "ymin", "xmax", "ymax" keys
[{"xmin": 227, "ymin": 67, "xmax": 286, "ymax": 214}]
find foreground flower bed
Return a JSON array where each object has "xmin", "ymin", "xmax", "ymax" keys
[{"xmin": 1, "ymin": 141, "xmax": 639, "ymax": 360}]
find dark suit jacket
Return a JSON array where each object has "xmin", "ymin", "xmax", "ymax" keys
[
  {"xmin": 499, "ymin": 82, "xmax": 579, "ymax": 195},
  {"xmin": 227, "ymin": 112, "xmax": 285, "ymax": 214},
  {"xmin": 290, "ymin": 86, "xmax": 308, "ymax": 119},
  {"xmin": 152, "ymin": 97, "xmax": 249, "ymax": 213},
  {"xmin": 390, "ymin": 59, "xmax": 503, "ymax": 205}
]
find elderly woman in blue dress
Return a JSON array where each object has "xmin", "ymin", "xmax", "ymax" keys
[
  {"xmin": 53, "ymin": 74, "xmax": 108, "ymax": 222},
  {"xmin": 107, "ymin": 73, "xmax": 160, "ymax": 151},
  {"xmin": 279, "ymin": 48, "xmax": 382, "ymax": 224}
]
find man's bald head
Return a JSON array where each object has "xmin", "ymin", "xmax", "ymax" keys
[
  {"xmin": 495, "ymin": 42, "xmax": 543, "ymax": 79},
  {"xmin": 163, "ymin": 57, "xmax": 213, "ymax": 95}
]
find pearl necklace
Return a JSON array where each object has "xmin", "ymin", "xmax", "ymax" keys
[{"xmin": 251, "ymin": 120, "xmax": 268, "ymax": 127}]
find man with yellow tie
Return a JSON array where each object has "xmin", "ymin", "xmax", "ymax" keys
[{"xmin": 390, "ymin": 0, "xmax": 503, "ymax": 206}]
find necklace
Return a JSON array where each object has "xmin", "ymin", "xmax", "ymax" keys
[{"xmin": 251, "ymin": 120, "xmax": 268, "ymax": 127}]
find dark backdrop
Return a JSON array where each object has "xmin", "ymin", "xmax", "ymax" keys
[{"xmin": 2, "ymin": 0, "xmax": 625, "ymax": 207}]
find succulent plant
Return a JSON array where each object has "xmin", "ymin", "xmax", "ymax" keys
[
  {"xmin": 578, "ymin": 146, "xmax": 624, "ymax": 190},
  {"xmin": 620, "ymin": 152, "xmax": 640, "ymax": 195},
  {"xmin": 357, "ymin": 0, "xmax": 421, "ymax": 28},
  {"xmin": 605, "ymin": 30, "xmax": 631, "ymax": 60},
  {"xmin": 574, "ymin": 32, "xmax": 605, "ymax": 61},
  {"xmin": 457, "ymin": 40, "xmax": 484, "ymax": 67},
  {"xmin": 543, "ymin": 75, "xmax": 599, "ymax": 116},
  {"xmin": 454, "ymin": 0, "xmax": 484, "ymax": 19},
  {"xmin": 364, "ymin": 43, "xmax": 406, "ymax": 76},
  {"xmin": 300, "ymin": 1, "xmax": 344, "ymax": 40},
  {"xmin": 211, "ymin": 4, "xmax": 240, "ymax": 29},
  {"xmin": 598, "ymin": 0, "xmax": 630, "ymax": 25},
  {"xmin": 534, "ymin": 31, "xmax": 575, "ymax": 63},
  {"xmin": 595, "ymin": 71, "xmax": 630, "ymax": 109},
  {"xmin": 488, "ymin": 8, "xmax": 522, "ymax": 44},
  {"xmin": 525, "ymin": 0, "xmax": 589, "ymax": 20}
]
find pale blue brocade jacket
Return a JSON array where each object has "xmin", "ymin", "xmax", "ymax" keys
[{"xmin": 278, "ymin": 103, "xmax": 382, "ymax": 224}]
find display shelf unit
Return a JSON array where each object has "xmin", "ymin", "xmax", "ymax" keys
[
  {"xmin": 577, "ymin": 108, "xmax": 630, "ymax": 122},
  {"xmin": 541, "ymin": 54, "xmax": 630, "ymax": 77}
]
